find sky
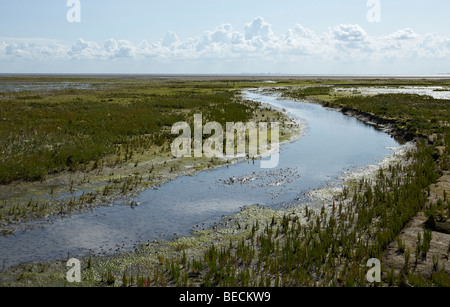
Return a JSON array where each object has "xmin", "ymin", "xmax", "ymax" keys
[{"xmin": 1, "ymin": 0, "xmax": 450, "ymax": 75}]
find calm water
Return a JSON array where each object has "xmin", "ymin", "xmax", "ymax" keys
[{"xmin": 0, "ymin": 90, "xmax": 401, "ymax": 269}]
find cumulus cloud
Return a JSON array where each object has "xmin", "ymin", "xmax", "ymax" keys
[
  {"xmin": 291, "ymin": 24, "xmax": 316, "ymax": 39},
  {"xmin": 0, "ymin": 38, "xmax": 68, "ymax": 61},
  {"xmin": 67, "ymin": 38, "xmax": 102, "ymax": 59},
  {"xmin": 197, "ymin": 24, "xmax": 234, "ymax": 54},
  {"xmin": 1, "ymin": 18, "xmax": 450, "ymax": 74},
  {"xmin": 67, "ymin": 38, "xmax": 138, "ymax": 60},
  {"xmin": 417, "ymin": 33, "xmax": 450, "ymax": 58},
  {"xmin": 104, "ymin": 39, "xmax": 119, "ymax": 53},
  {"xmin": 321, "ymin": 25, "xmax": 378, "ymax": 62},
  {"xmin": 161, "ymin": 31, "xmax": 180, "ymax": 47},
  {"xmin": 388, "ymin": 28, "xmax": 418, "ymax": 40},
  {"xmin": 331, "ymin": 24, "xmax": 376, "ymax": 53},
  {"xmin": 283, "ymin": 24, "xmax": 320, "ymax": 55},
  {"xmin": 206, "ymin": 24, "xmax": 234, "ymax": 44},
  {"xmin": 110, "ymin": 40, "xmax": 136, "ymax": 58},
  {"xmin": 333, "ymin": 24, "xmax": 369, "ymax": 42},
  {"xmin": 245, "ymin": 17, "xmax": 274, "ymax": 42}
]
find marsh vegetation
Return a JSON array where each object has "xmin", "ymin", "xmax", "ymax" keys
[
  {"xmin": 0, "ymin": 81, "xmax": 259, "ymax": 184},
  {"xmin": 0, "ymin": 77, "xmax": 449, "ymax": 287},
  {"xmin": 0, "ymin": 79, "xmax": 298, "ymax": 229}
]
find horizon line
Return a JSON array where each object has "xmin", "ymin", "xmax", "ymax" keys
[{"xmin": 1, "ymin": 73, "xmax": 450, "ymax": 80}]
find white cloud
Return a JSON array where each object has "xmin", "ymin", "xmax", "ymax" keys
[
  {"xmin": 388, "ymin": 28, "xmax": 418, "ymax": 40},
  {"xmin": 292, "ymin": 24, "xmax": 316, "ymax": 39},
  {"xmin": 245, "ymin": 17, "xmax": 274, "ymax": 42},
  {"xmin": 161, "ymin": 31, "xmax": 180, "ymax": 47},
  {"xmin": 330, "ymin": 24, "xmax": 376, "ymax": 55},
  {"xmin": 332, "ymin": 24, "xmax": 369, "ymax": 42},
  {"xmin": 1, "ymin": 18, "xmax": 450, "ymax": 74},
  {"xmin": 206, "ymin": 24, "xmax": 234, "ymax": 44},
  {"xmin": 0, "ymin": 38, "xmax": 68, "ymax": 61},
  {"xmin": 283, "ymin": 24, "xmax": 320, "ymax": 55},
  {"xmin": 67, "ymin": 38, "xmax": 102, "ymax": 60},
  {"xmin": 104, "ymin": 39, "xmax": 119, "ymax": 53},
  {"xmin": 417, "ymin": 33, "xmax": 450, "ymax": 58},
  {"xmin": 111, "ymin": 40, "xmax": 136, "ymax": 58}
]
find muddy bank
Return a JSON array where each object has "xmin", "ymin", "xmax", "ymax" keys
[
  {"xmin": 303, "ymin": 93, "xmax": 450, "ymax": 285},
  {"xmin": 0, "ymin": 88, "xmax": 406, "ymax": 285},
  {"xmin": 338, "ymin": 108, "xmax": 417, "ymax": 143},
  {"xmin": 1, "ymin": 83, "xmax": 448, "ymax": 287},
  {"xmin": 0, "ymin": 126, "xmax": 410, "ymax": 287},
  {"xmin": 0, "ymin": 97, "xmax": 301, "ymax": 234},
  {"xmin": 382, "ymin": 172, "xmax": 450, "ymax": 283}
]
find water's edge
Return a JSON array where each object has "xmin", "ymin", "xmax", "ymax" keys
[{"xmin": 0, "ymin": 89, "xmax": 402, "ymax": 269}]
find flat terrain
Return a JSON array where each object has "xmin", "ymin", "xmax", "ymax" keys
[
  {"xmin": 0, "ymin": 79, "xmax": 300, "ymax": 232},
  {"xmin": 0, "ymin": 76, "xmax": 449, "ymax": 287}
]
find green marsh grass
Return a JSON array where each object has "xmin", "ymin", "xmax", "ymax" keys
[
  {"xmin": 1, "ymin": 79, "xmax": 449, "ymax": 287},
  {"xmin": 131, "ymin": 84, "xmax": 449, "ymax": 287},
  {"xmin": 0, "ymin": 80, "xmax": 259, "ymax": 184}
]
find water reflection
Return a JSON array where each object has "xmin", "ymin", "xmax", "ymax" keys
[{"xmin": 0, "ymin": 90, "xmax": 402, "ymax": 269}]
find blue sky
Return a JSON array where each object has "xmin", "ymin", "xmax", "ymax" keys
[{"xmin": 1, "ymin": 0, "xmax": 450, "ymax": 74}]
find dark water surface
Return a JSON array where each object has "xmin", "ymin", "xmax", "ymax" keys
[{"xmin": 0, "ymin": 90, "xmax": 401, "ymax": 269}]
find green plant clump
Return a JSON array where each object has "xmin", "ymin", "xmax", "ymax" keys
[{"xmin": 0, "ymin": 80, "xmax": 258, "ymax": 184}]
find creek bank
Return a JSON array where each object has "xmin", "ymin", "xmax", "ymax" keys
[
  {"xmin": 278, "ymin": 88, "xmax": 450, "ymax": 283},
  {"xmin": 0, "ymin": 97, "xmax": 301, "ymax": 235},
  {"xmin": 0, "ymin": 87, "xmax": 409, "ymax": 286}
]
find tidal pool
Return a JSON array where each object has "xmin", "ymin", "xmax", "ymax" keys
[{"xmin": 0, "ymin": 89, "xmax": 402, "ymax": 269}]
